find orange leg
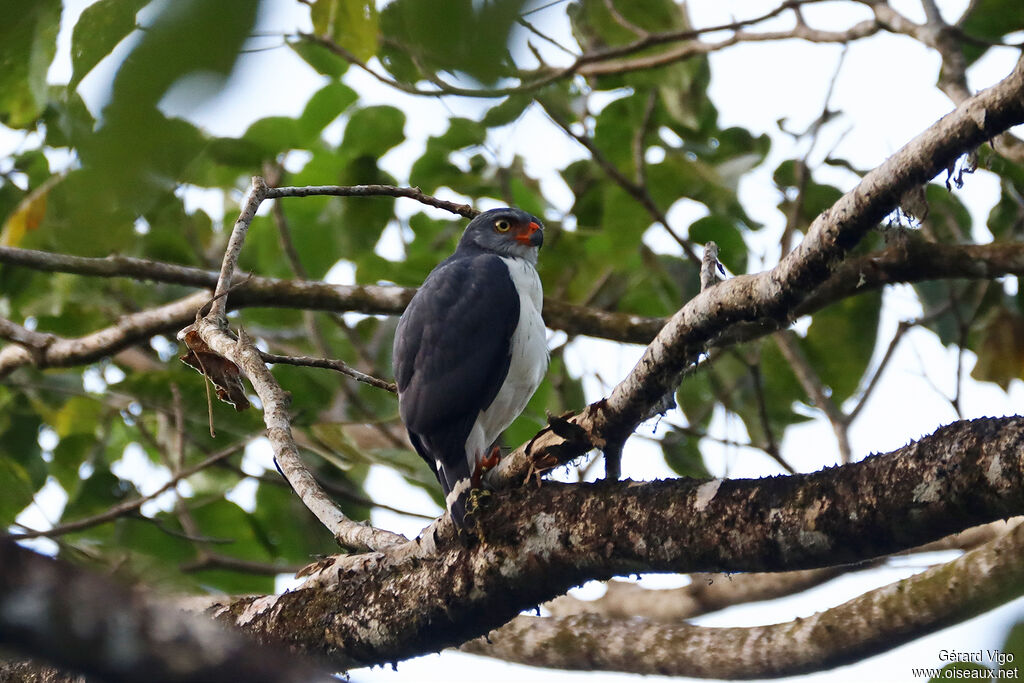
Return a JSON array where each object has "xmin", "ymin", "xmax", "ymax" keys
[{"xmin": 471, "ymin": 445, "xmax": 501, "ymax": 488}]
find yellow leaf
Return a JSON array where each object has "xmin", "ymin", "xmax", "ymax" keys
[{"xmin": 0, "ymin": 175, "xmax": 60, "ymax": 247}]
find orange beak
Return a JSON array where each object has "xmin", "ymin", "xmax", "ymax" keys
[{"xmin": 515, "ymin": 221, "xmax": 543, "ymax": 246}]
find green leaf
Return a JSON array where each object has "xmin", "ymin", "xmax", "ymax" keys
[
  {"xmin": 52, "ymin": 396, "xmax": 104, "ymax": 437},
  {"xmin": 61, "ymin": 465, "xmax": 137, "ymax": 522},
  {"xmin": 309, "ymin": 422, "xmax": 441, "ymax": 504},
  {"xmin": 409, "ymin": 117, "xmax": 487, "ymax": 192},
  {"xmin": 1001, "ymin": 621, "xmax": 1024, "ymax": 673},
  {"xmin": 649, "ymin": 150, "xmax": 752, "ymax": 225},
  {"xmin": 593, "ymin": 92, "xmax": 649, "ymax": 175},
  {"xmin": 801, "ymin": 290, "xmax": 883, "ymax": 405},
  {"xmin": 773, "ymin": 159, "xmax": 843, "ymax": 237},
  {"xmin": 0, "ymin": 457, "xmax": 34, "ymax": 526},
  {"xmin": 80, "ymin": 0, "xmax": 259, "ymax": 216},
  {"xmin": 299, "ymin": 81, "xmax": 358, "ymax": 139},
  {"xmin": 661, "ymin": 430, "xmax": 710, "ymax": 478},
  {"xmin": 242, "ymin": 116, "xmax": 305, "ymax": 157},
  {"xmin": 688, "ymin": 215, "xmax": 747, "ymax": 274},
  {"xmin": 311, "ymin": 0, "xmax": 379, "ymax": 63},
  {"xmin": 69, "ymin": 0, "xmax": 148, "ymax": 89},
  {"xmin": 677, "ymin": 366, "xmax": 716, "ymax": 429},
  {"xmin": 482, "ymin": 94, "xmax": 533, "ymax": 127},
  {"xmin": 570, "ymin": 0, "xmax": 715, "ymax": 131},
  {"xmin": 0, "ymin": 0, "xmax": 60, "ymax": 128},
  {"xmin": 102, "ymin": 0, "xmax": 260, "ymax": 117},
  {"xmin": 957, "ymin": 0, "xmax": 1024, "ymax": 66},
  {"xmin": 340, "ymin": 105, "xmax": 407, "ymax": 161},
  {"xmin": 379, "ymin": 0, "xmax": 527, "ymax": 85},
  {"xmin": 988, "ymin": 181, "xmax": 1024, "ymax": 241},
  {"xmin": 51, "ymin": 433, "xmax": 95, "ymax": 492},
  {"xmin": 41, "ymin": 169, "xmax": 136, "ymax": 256},
  {"xmin": 0, "ymin": 388, "xmax": 46, "ymax": 489},
  {"xmin": 289, "ymin": 37, "xmax": 350, "ymax": 78},
  {"xmin": 252, "ymin": 482, "xmax": 340, "ymax": 564},
  {"xmin": 41, "ymin": 90, "xmax": 96, "ymax": 149}
]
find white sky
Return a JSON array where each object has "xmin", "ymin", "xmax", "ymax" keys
[{"xmin": 4, "ymin": 1, "xmax": 1024, "ymax": 681}]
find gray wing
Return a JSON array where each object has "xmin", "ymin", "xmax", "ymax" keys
[{"xmin": 393, "ymin": 253, "xmax": 519, "ymax": 444}]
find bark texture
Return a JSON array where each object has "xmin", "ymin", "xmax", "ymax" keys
[
  {"xmin": 205, "ymin": 417, "xmax": 1024, "ymax": 669},
  {"xmin": 463, "ymin": 520, "xmax": 1024, "ymax": 678},
  {"xmin": 0, "ymin": 540, "xmax": 333, "ymax": 683}
]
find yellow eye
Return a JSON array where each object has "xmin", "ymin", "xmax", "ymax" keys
[{"xmin": 495, "ymin": 219, "xmax": 511, "ymax": 232}]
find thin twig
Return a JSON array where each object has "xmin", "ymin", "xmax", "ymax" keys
[
  {"xmin": 7, "ymin": 442, "xmax": 248, "ymax": 541},
  {"xmin": 210, "ymin": 177, "xmax": 268, "ymax": 322},
  {"xmin": 299, "ymin": 1, "xmax": 850, "ymax": 99},
  {"xmin": 266, "ymin": 184, "xmax": 477, "ymax": 218},
  {"xmin": 774, "ymin": 330, "xmax": 852, "ymax": 463},
  {"xmin": 260, "ymin": 351, "xmax": 396, "ymax": 393},
  {"xmin": 539, "ymin": 99, "xmax": 700, "ymax": 265}
]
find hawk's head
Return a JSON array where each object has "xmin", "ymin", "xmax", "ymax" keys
[{"xmin": 458, "ymin": 207, "xmax": 544, "ymax": 263}]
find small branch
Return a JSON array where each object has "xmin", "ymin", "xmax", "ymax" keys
[
  {"xmin": 747, "ymin": 358, "xmax": 792, "ymax": 472},
  {"xmin": 463, "ymin": 519, "xmax": 1024, "ymax": 678},
  {"xmin": 180, "ymin": 553, "xmax": 303, "ymax": 576},
  {"xmin": 577, "ymin": 18, "xmax": 880, "ymax": 79},
  {"xmin": 187, "ymin": 318, "xmax": 407, "ymax": 553},
  {"xmin": 6, "ymin": 234, "xmax": 1024, "ymax": 360},
  {"xmin": 300, "ymin": 1, "xmax": 859, "ymax": 99},
  {"xmin": 0, "ymin": 317, "xmax": 56, "ymax": 350},
  {"xmin": 546, "ymin": 566, "xmax": 850, "ymax": 622},
  {"xmin": 266, "ymin": 184, "xmax": 477, "ymax": 218},
  {"xmin": 847, "ymin": 317, "xmax": 917, "ymax": 423},
  {"xmin": 773, "ymin": 330, "xmax": 852, "ymax": 463},
  {"xmin": 260, "ymin": 351, "xmax": 396, "ymax": 393},
  {"xmin": 175, "ymin": 179, "xmax": 410, "ymax": 552},
  {"xmin": 8, "ymin": 441, "xmax": 248, "ymax": 541},
  {"xmin": 210, "ymin": 177, "xmax": 268, "ymax": 322},
  {"xmin": 632, "ymin": 89, "xmax": 658, "ymax": 187}
]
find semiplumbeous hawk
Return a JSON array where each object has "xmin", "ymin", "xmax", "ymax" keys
[{"xmin": 393, "ymin": 208, "xmax": 548, "ymax": 529}]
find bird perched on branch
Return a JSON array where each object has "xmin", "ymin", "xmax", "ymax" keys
[{"xmin": 393, "ymin": 208, "xmax": 548, "ymax": 530}]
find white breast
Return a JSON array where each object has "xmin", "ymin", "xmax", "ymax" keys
[{"xmin": 464, "ymin": 257, "xmax": 548, "ymax": 469}]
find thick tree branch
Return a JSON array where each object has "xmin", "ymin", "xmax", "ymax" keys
[
  {"xmin": 207, "ymin": 416, "xmax": 1024, "ymax": 668},
  {"xmin": 545, "ymin": 567, "xmax": 849, "ymax": 621},
  {"xmin": 461, "ymin": 519, "xmax": 1024, "ymax": 679},
  {"xmin": 3, "ymin": 235, "xmax": 1024, "ymax": 378},
  {"xmin": 0, "ymin": 539, "xmax": 333, "ymax": 683},
  {"xmin": 0, "ymin": 291, "xmax": 211, "ymax": 380},
  {"xmin": 544, "ymin": 517, "xmax": 1020, "ymax": 622}
]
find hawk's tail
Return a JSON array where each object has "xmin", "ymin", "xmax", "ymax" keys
[
  {"xmin": 408, "ymin": 431, "xmax": 473, "ymax": 531},
  {"xmin": 437, "ymin": 463, "xmax": 473, "ymax": 531}
]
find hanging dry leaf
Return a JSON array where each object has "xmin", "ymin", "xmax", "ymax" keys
[{"xmin": 179, "ymin": 328, "xmax": 250, "ymax": 411}]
